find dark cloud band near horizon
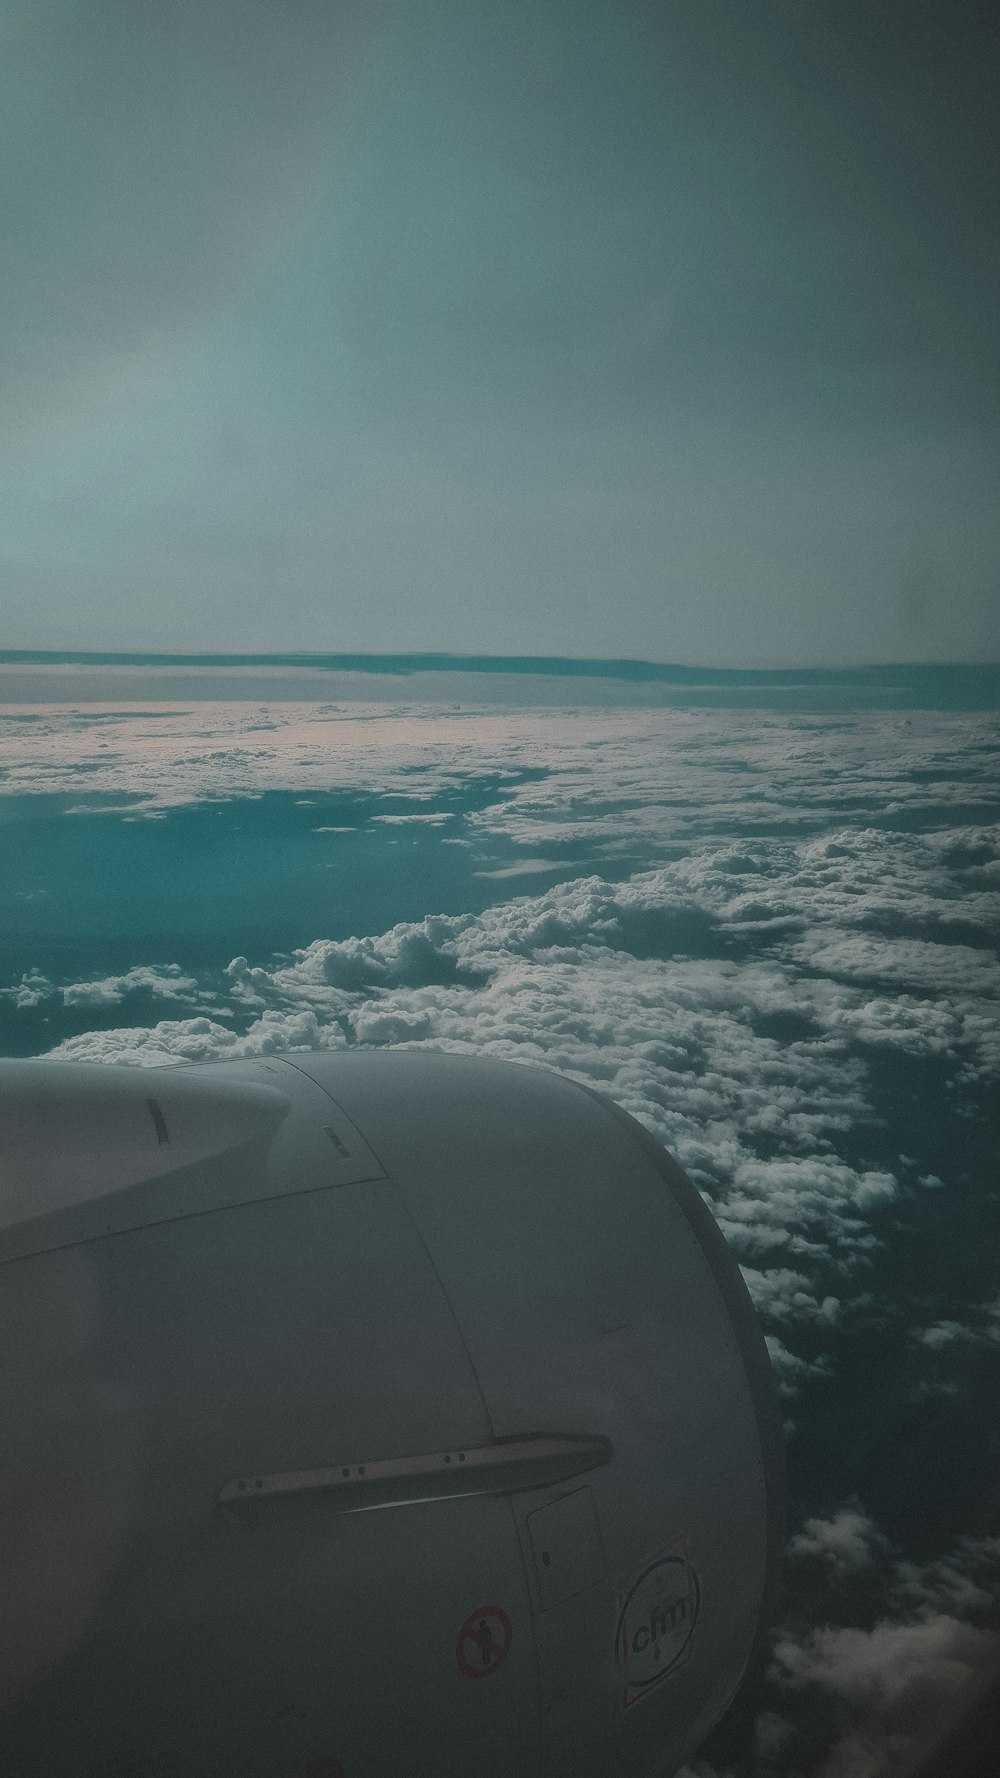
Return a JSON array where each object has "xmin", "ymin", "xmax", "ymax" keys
[{"xmin": 2, "ymin": 0, "xmax": 998, "ymax": 662}]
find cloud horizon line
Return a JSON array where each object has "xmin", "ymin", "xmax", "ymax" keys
[{"xmin": 2, "ymin": 650, "xmax": 999, "ymax": 682}]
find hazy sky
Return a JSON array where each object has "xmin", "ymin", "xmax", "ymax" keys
[{"xmin": 2, "ymin": 0, "xmax": 997, "ymax": 664}]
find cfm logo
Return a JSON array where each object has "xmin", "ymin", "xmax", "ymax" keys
[
  {"xmin": 615, "ymin": 1540, "xmax": 700, "ymax": 1710},
  {"xmin": 629, "ymin": 1589, "xmax": 690, "ymax": 1657}
]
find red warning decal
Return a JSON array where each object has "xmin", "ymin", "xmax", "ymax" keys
[{"xmin": 456, "ymin": 1604, "xmax": 513, "ymax": 1678}]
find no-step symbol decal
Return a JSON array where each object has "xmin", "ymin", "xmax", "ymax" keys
[{"xmin": 456, "ymin": 1605, "xmax": 513, "ymax": 1678}]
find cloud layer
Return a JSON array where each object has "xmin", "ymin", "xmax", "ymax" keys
[{"xmin": 3, "ymin": 695, "xmax": 998, "ymax": 1775}]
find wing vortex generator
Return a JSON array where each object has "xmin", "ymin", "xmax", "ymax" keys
[{"xmin": 0, "ymin": 1051, "xmax": 784, "ymax": 1778}]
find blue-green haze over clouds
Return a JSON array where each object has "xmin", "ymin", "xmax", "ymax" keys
[
  {"xmin": 2, "ymin": 0, "xmax": 999, "ymax": 1766},
  {"xmin": 1, "ymin": 665, "xmax": 998, "ymax": 1774}
]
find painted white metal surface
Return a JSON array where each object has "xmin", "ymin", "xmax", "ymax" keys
[
  {"xmin": 527, "ymin": 1487, "xmax": 606, "ymax": 1611},
  {"xmin": 291, "ymin": 1051, "xmax": 770, "ymax": 1776},
  {"xmin": 0, "ymin": 1052, "xmax": 783, "ymax": 1778},
  {"xmin": 0, "ymin": 1172, "xmax": 538, "ymax": 1774},
  {"xmin": 0, "ymin": 1056, "xmax": 384, "ymax": 1262}
]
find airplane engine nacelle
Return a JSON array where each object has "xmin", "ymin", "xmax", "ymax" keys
[{"xmin": 0, "ymin": 1052, "xmax": 784, "ymax": 1778}]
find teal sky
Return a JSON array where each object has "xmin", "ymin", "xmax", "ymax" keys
[{"xmin": 2, "ymin": 0, "xmax": 997, "ymax": 664}]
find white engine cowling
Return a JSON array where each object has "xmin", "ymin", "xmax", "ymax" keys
[{"xmin": 0, "ymin": 1051, "xmax": 784, "ymax": 1778}]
